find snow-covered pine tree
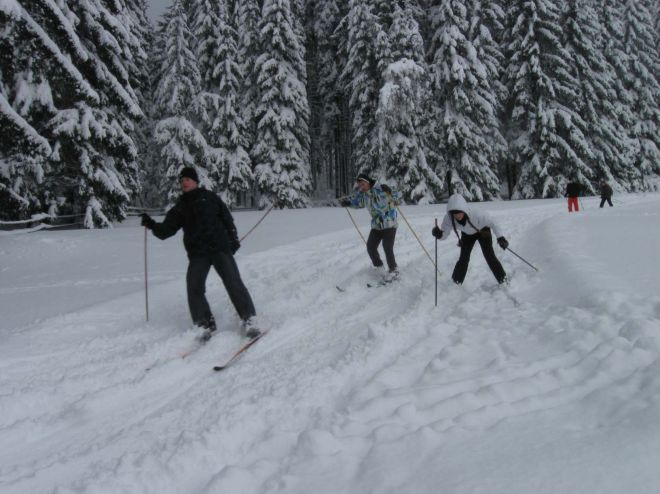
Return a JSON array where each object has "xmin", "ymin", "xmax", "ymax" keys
[
  {"xmin": 2, "ymin": 0, "xmax": 146, "ymax": 226},
  {"xmin": 427, "ymin": 0, "xmax": 502, "ymax": 200},
  {"xmin": 469, "ymin": 0, "xmax": 508, "ymax": 188},
  {"xmin": 290, "ymin": 0, "xmax": 308, "ymax": 85},
  {"xmin": 505, "ymin": 0, "xmax": 594, "ymax": 199},
  {"xmin": 191, "ymin": 0, "xmax": 221, "ymax": 89},
  {"xmin": 314, "ymin": 0, "xmax": 347, "ymax": 136},
  {"xmin": 312, "ymin": 0, "xmax": 354, "ymax": 195},
  {"xmin": 378, "ymin": 5, "xmax": 440, "ymax": 203},
  {"xmin": 0, "ymin": 0, "xmax": 54, "ymax": 219},
  {"xmin": 195, "ymin": 0, "xmax": 253, "ymax": 205},
  {"xmin": 152, "ymin": 0, "xmax": 212, "ymax": 203},
  {"xmin": 53, "ymin": 0, "xmax": 145, "ymax": 227},
  {"xmin": 621, "ymin": 0, "xmax": 660, "ymax": 189},
  {"xmin": 597, "ymin": 0, "xmax": 638, "ymax": 184},
  {"xmin": 252, "ymin": 0, "xmax": 312, "ymax": 207},
  {"xmin": 120, "ymin": 0, "xmax": 154, "ymax": 206},
  {"xmin": 341, "ymin": 0, "xmax": 383, "ymax": 181},
  {"xmin": 562, "ymin": 0, "xmax": 635, "ymax": 191},
  {"xmin": 235, "ymin": 0, "xmax": 261, "ymax": 162}
]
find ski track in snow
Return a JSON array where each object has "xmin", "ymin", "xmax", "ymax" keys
[{"xmin": 1, "ymin": 196, "xmax": 660, "ymax": 493}]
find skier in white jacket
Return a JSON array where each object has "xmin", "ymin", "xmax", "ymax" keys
[{"xmin": 432, "ymin": 194, "xmax": 509, "ymax": 285}]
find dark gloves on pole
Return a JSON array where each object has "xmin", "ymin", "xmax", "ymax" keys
[
  {"xmin": 431, "ymin": 226, "xmax": 443, "ymax": 239},
  {"xmin": 141, "ymin": 213, "xmax": 155, "ymax": 229},
  {"xmin": 497, "ymin": 237, "xmax": 509, "ymax": 250},
  {"xmin": 339, "ymin": 197, "xmax": 352, "ymax": 207}
]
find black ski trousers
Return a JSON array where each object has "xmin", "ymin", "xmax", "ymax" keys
[
  {"xmin": 452, "ymin": 229, "xmax": 506, "ymax": 284},
  {"xmin": 367, "ymin": 227, "xmax": 397, "ymax": 271},
  {"xmin": 599, "ymin": 197, "xmax": 613, "ymax": 207},
  {"xmin": 186, "ymin": 251, "xmax": 256, "ymax": 328}
]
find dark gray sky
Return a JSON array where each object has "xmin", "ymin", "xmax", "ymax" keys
[{"xmin": 146, "ymin": 0, "xmax": 172, "ymax": 23}]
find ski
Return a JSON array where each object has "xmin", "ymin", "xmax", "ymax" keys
[
  {"xmin": 145, "ymin": 331, "xmax": 215, "ymax": 371},
  {"xmin": 367, "ymin": 274, "xmax": 399, "ymax": 288},
  {"xmin": 213, "ymin": 329, "xmax": 269, "ymax": 371},
  {"xmin": 180, "ymin": 330, "xmax": 215, "ymax": 359}
]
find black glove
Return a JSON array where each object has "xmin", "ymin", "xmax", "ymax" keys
[
  {"xmin": 432, "ymin": 226, "xmax": 443, "ymax": 239},
  {"xmin": 339, "ymin": 197, "xmax": 351, "ymax": 207},
  {"xmin": 231, "ymin": 238, "xmax": 240, "ymax": 254},
  {"xmin": 497, "ymin": 237, "xmax": 509, "ymax": 250},
  {"xmin": 381, "ymin": 184, "xmax": 392, "ymax": 195},
  {"xmin": 141, "ymin": 213, "xmax": 155, "ymax": 229}
]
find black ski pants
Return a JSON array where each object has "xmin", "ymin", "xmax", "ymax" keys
[
  {"xmin": 186, "ymin": 251, "xmax": 256, "ymax": 327},
  {"xmin": 367, "ymin": 227, "xmax": 397, "ymax": 271},
  {"xmin": 452, "ymin": 229, "xmax": 506, "ymax": 284},
  {"xmin": 599, "ymin": 197, "xmax": 613, "ymax": 207}
]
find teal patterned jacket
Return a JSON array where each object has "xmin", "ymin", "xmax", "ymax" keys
[{"xmin": 349, "ymin": 186, "xmax": 400, "ymax": 230}]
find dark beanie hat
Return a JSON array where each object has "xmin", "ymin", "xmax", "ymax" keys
[
  {"xmin": 179, "ymin": 166, "xmax": 199, "ymax": 183},
  {"xmin": 356, "ymin": 173, "xmax": 375, "ymax": 187}
]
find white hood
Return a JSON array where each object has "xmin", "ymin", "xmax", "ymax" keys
[
  {"xmin": 438, "ymin": 194, "xmax": 503, "ymax": 239},
  {"xmin": 447, "ymin": 194, "xmax": 469, "ymax": 214}
]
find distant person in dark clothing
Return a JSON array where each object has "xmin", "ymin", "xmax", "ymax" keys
[
  {"xmin": 141, "ymin": 167, "xmax": 259, "ymax": 340},
  {"xmin": 565, "ymin": 182, "xmax": 581, "ymax": 213},
  {"xmin": 599, "ymin": 181, "xmax": 613, "ymax": 208}
]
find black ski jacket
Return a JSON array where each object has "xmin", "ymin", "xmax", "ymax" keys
[
  {"xmin": 151, "ymin": 188, "xmax": 239, "ymax": 258},
  {"xmin": 566, "ymin": 182, "xmax": 581, "ymax": 198},
  {"xmin": 600, "ymin": 184, "xmax": 613, "ymax": 199}
]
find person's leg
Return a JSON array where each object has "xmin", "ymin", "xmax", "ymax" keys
[
  {"xmin": 186, "ymin": 256, "xmax": 214, "ymax": 327},
  {"xmin": 600, "ymin": 198, "xmax": 606, "ymax": 208},
  {"xmin": 211, "ymin": 251, "xmax": 256, "ymax": 321},
  {"xmin": 366, "ymin": 229, "xmax": 385, "ymax": 267},
  {"xmin": 568, "ymin": 198, "xmax": 573, "ymax": 212},
  {"xmin": 478, "ymin": 231, "xmax": 507, "ymax": 283},
  {"xmin": 381, "ymin": 228, "xmax": 397, "ymax": 271},
  {"xmin": 452, "ymin": 233, "xmax": 477, "ymax": 284},
  {"xmin": 574, "ymin": 197, "xmax": 580, "ymax": 212},
  {"xmin": 607, "ymin": 197, "xmax": 613, "ymax": 207}
]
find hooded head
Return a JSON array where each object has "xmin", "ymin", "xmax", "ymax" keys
[{"xmin": 447, "ymin": 194, "xmax": 469, "ymax": 215}]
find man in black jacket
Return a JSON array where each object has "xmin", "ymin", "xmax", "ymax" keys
[
  {"xmin": 141, "ymin": 167, "xmax": 258, "ymax": 340},
  {"xmin": 599, "ymin": 180, "xmax": 614, "ymax": 208}
]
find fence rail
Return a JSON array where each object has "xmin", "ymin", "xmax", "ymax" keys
[{"xmin": 0, "ymin": 214, "xmax": 86, "ymax": 233}]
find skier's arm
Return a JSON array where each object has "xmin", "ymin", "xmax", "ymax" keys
[
  {"xmin": 218, "ymin": 197, "xmax": 240, "ymax": 253},
  {"xmin": 349, "ymin": 191, "xmax": 366, "ymax": 208},
  {"xmin": 433, "ymin": 213, "xmax": 453, "ymax": 241},
  {"xmin": 218, "ymin": 197, "xmax": 239, "ymax": 241},
  {"xmin": 381, "ymin": 185, "xmax": 400, "ymax": 206},
  {"xmin": 150, "ymin": 205, "xmax": 183, "ymax": 240}
]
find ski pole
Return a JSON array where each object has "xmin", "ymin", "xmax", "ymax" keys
[
  {"xmin": 344, "ymin": 206, "xmax": 367, "ymax": 245},
  {"xmin": 240, "ymin": 204, "xmax": 274, "ymax": 243},
  {"xmin": 506, "ymin": 247, "xmax": 539, "ymax": 272},
  {"xmin": 396, "ymin": 205, "xmax": 441, "ymax": 276},
  {"xmin": 579, "ymin": 198, "xmax": 585, "ymax": 211},
  {"xmin": 144, "ymin": 226, "xmax": 149, "ymax": 322},
  {"xmin": 434, "ymin": 218, "xmax": 438, "ymax": 307}
]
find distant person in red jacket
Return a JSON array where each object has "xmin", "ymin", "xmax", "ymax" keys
[
  {"xmin": 599, "ymin": 180, "xmax": 614, "ymax": 208},
  {"xmin": 565, "ymin": 182, "xmax": 581, "ymax": 212}
]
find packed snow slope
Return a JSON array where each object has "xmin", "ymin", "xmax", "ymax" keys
[{"xmin": 1, "ymin": 194, "xmax": 660, "ymax": 494}]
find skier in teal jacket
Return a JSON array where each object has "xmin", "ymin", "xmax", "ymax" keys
[{"xmin": 340, "ymin": 173, "xmax": 400, "ymax": 282}]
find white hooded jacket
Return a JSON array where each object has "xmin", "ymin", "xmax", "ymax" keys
[{"xmin": 437, "ymin": 194, "xmax": 503, "ymax": 240}]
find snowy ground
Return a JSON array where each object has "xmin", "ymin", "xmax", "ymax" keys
[{"xmin": 1, "ymin": 194, "xmax": 660, "ymax": 494}]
